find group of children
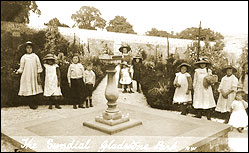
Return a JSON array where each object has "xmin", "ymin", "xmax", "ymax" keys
[
  {"xmin": 172, "ymin": 57, "xmax": 248, "ymax": 132},
  {"xmin": 16, "ymin": 41, "xmax": 96, "ymax": 110},
  {"xmin": 16, "ymin": 41, "xmax": 248, "ymax": 132}
]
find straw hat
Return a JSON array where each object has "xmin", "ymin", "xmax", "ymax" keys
[
  {"xmin": 177, "ymin": 63, "xmax": 191, "ymax": 70},
  {"xmin": 24, "ymin": 41, "xmax": 33, "ymax": 47},
  {"xmin": 236, "ymin": 89, "xmax": 245, "ymax": 95},
  {"xmin": 194, "ymin": 58, "xmax": 211, "ymax": 65},
  {"xmin": 121, "ymin": 61, "xmax": 129, "ymax": 66},
  {"xmin": 222, "ymin": 65, "xmax": 237, "ymax": 73},
  {"xmin": 43, "ymin": 54, "xmax": 56, "ymax": 60},
  {"xmin": 119, "ymin": 45, "xmax": 131, "ymax": 53}
]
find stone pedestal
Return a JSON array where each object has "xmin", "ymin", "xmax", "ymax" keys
[{"xmin": 83, "ymin": 61, "xmax": 142, "ymax": 134}]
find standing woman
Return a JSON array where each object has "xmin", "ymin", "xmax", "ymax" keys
[
  {"xmin": 16, "ymin": 41, "xmax": 43, "ymax": 109},
  {"xmin": 192, "ymin": 58, "xmax": 216, "ymax": 120},
  {"xmin": 132, "ymin": 55, "xmax": 143, "ymax": 93}
]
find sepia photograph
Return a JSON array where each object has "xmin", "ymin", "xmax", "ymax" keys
[{"xmin": 1, "ymin": 1, "xmax": 248, "ymax": 152}]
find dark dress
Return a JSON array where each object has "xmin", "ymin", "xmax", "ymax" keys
[{"xmin": 133, "ymin": 62, "xmax": 142, "ymax": 81}]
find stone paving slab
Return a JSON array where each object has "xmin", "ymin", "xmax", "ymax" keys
[{"xmin": 1, "ymin": 102, "xmax": 231, "ymax": 152}]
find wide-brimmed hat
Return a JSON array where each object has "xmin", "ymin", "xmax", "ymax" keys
[
  {"xmin": 43, "ymin": 54, "xmax": 56, "ymax": 60},
  {"xmin": 24, "ymin": 41, "xmax": 33, "ymax": 47},
  {"xmin": 177, "ymin": 63, "xmax": 191, "ymax": 70},
  {"xmin": 121, "ymin": 61, "xmax": 129, "ymax": 66},
  {"xmin": 242, "ymin": 62, "xmax": 248, "ymax": 68},
  {"xmin": 236, "ymin": 89, "xmax": 245, "ymax": 95},
  {"xmin": 222, "ymin": 65, "xmax": 237, "ymax": 73},
  {"xmin": 194, "ymin": 58, "xmax": 211, "ymax": 66},
  {"xmin": 119, "ymin": 45, "xmax": 131, "ymax": 53}
]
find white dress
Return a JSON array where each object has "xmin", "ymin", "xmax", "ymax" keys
[
  {"xmin": 215, "ymin": 75, "xmax": 238, "ymax": 113},
  {"xmin": 228, "ymin": 100, "xmax": 248, "ymax": 128},
  {"xmin": 43, "ymin": 64, "xmax": 62, "ymax": 97},
  {"xmin": 173, "ymin": 72, "xmax": 192, "ymax": 103},
  {"xmin": 119, "ymin": 68, "xmax": 132, "ymax": 85},
  {"xmin": 17, "ymin": 53, "xmax": 43, "ymax": 96},
  {"xmin": 193, "ymin": 68, "xmax": 216, "ymax": 109}
]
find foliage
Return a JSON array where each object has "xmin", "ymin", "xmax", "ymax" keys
[
  {"xmin": 44, "ymin": 17, "xmax": 70, "ymax": 27},
  {"xmin": 1, "ymin": 1, "xmax": 41, "ymax": 23},
  {"xmin": 44, "ymin": 26, "xmax": 70, "ymax": 56},
  {"xmin": 106, "ymin": 16, "xmax": 136, "ymax": 34},
  {"xmin": 176, "ymin": 27, "xmax": 224, "ymax": 41},
  {"xmin": 145, "ymin": 28, "xmax": 169, "ymax": 38},
  {"xmin": 71, "ymin": 6, "xmax": 106, "ymax": 30},
  {"xmin": 238, "ymin": 40, "xmax": 248, "ymax": 68}
]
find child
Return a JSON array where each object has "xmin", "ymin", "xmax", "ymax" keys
[
  {"xmin": 132, "ymin": 55, "xmax": 143, "ymax": 93},
  {"xmin": 84, "ymin": 63, "xmax": 96, "ymax": 108},
  {"xmin": 43, "ymin": 54, "xmax": 62, "ymax": 109},
  {"xmin": 215, "ymin": 65, "xmax": 238, "ymax": 123},
  {"xmin": 67, "ymin": 53, "xmax": 85, "ymax": 109},
  {"xmin": 228, "ymin": 90, "xmax": 248, "ymax": 133},
  {"xmin": 173, "ymin": 63, "xmax": 192, "ymax": 115},
  {"xmin": 16, "ymin": 41, "xmax": 43, "ymax": 109},
  {"xmin": 238, "ymin": 62, "xmax": 248, "ymax": 114},
  {"xmin": 120, "ymin": 61, "xmax": 133, "ymax": 93},
  {"xmin": 193, "ymin": 58, "xmax": 216, "ymax": 120}
]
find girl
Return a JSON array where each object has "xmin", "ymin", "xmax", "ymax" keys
[
  {"xmin": 120, "ymin": 61, "xmax": 133, "ymax": 93},
  {"xmin": 16, "ymin": 41, "xmax": 43, "ymax": 109},
  {"xmin": 84, "ymin": 63, "xmax": 96, "ymax": 108},
  {"xmin": 67, "ymin": 53, "xmax": 86, "ymax": 109},
  {"xmin": 215, "ymin": 65, "xmax": 238, "ymax": 123},
  {"xmin": 228, "ymin": 90, "xmax": 248, "ymax": 133},
  {"xmin": 173, "ymin": 63, "xmax": 192, "ymax": 115},
  {"xmin": 193, "ymin": 58, "xmax": 216, "ymax": 120},
  {"xmin": 238, "ymin": 62, "xmax": 248, "ymax": 102},
  {"xmin": 43, "ymin": 54, "xmax": 62, "ymax": 109},
  {"xmin": 132, "ymin": 55, "xmax": 143, "ymax": 93}
]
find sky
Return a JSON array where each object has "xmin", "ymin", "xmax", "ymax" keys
[{"xmin": 29, "ymin": 1, "xmax": 248, "ymax": 36}]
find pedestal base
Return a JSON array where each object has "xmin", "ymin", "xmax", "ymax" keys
[{"xmin": 83, "ymin": 119, "xmax": 142, "ymax": 135}]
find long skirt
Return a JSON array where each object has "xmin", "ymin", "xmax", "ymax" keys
[{"xmin": 70, "ymin": 78, "xmax": 86, "ymax": 103}]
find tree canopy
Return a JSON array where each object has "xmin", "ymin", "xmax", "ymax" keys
[
  {"xmin": 106, "ymin": 16, "xmax": 136, "ymax": 34},
  {"xmin": 145, "ymin": 28, "xmax": 170, "ymax": 37},
  {"xmin": 71, "ymin": 6, "xmax": 106, "ymax": 30},
  {"xmin": 176, "ymin": 27, "xmax": 224, "ymax": 41},
  {"xmin": 1, "ymin": 1, "xmax": 41, "ymax": 23},
  {"xmin": 44, "ymin": 17, "xmax": 70, "ymax": 28}
]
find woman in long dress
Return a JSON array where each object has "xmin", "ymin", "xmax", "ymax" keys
[
  {"xmin": 193, "ymin": 58, "xmax": 216, "ymax": 120},
  {"xmin": 16, "ymin": 41, "xmax": 43, "ymax": 109}
]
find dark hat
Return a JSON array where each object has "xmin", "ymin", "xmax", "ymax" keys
[
  {"xmin": 177, "ymin": 63, "xmax": 191, "ymax": 70},
  {"xmin": 119, "ymin": 45, "xmax": 131, "ymax": 53},
  {"xmin": 222, "ymin": 65, "xmax": 237, "ymax": 73},
  {"xmin": 236, "ymin": 89, "xmax": 245, "ymax": 95},
  {"xmin": 133, "ymin": 55, "xmax": 142, "ymax": 59},
  {"xmin": 43, "ymin": 54, "xmax": 56, "ymax": 60},
  {"xmin": 194, "ymin": 58, "xmax": 211, "ymax": 66},
  {"xmin": 24, "ymin": 41, "xmax": 33, "ymax": 47}
]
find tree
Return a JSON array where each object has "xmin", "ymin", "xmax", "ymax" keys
[
  {"xmin": 106, "ymin": 16, "xmax": 136, "ymax": 34},
  {"xmin": 145, "ymin": 28, "xmax": 169, "ymax": 37},
  {"xmin": 44, "ymin": 26, "xmax": 69, "ymax": 56},
  {"xmin": 71, "ymin": 6, "xmax": 106, "ymax": 30},
  {"xmin": 177, "ymin": 27, "xmax": 224, "ymax": 41},
  {"xmin": 238, "ymin": 40, "xmax": 248, "ymax": 67},
  {"xmin": 44, "ymin": 17, "xmax": 70, "ymax": 28},
  {"xmin": 1, "ymin": 1, "xmax": 41, "ymax": 23}
]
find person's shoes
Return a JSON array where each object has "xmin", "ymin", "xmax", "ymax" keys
[
  {"xmin": 122, "ymin": 90, "xmax": 127, "ymax": 93},
  {"xmin": 237, "ymin": 127, "xmax": 243, "ymax": 133},
  {"xmin": 73, "ymin": 105, "xmax": 77, "ymax": 109},
  {"xmin": 89, "ymin": 99, "xmax": 93, "ymax": 107},
  {"xmin": 78, "ymin": 104, "xmax": 84, "ymax": 108},
  {"xmin": 137, "ymin": 90, "xmax": 141, "ymax": 93},
  {"xmin": 194, "ymin": 111, "xmax": 202, "ymax": 118},
  {"xmin": 48, "ymin": 105, "xmax": 52, "ymax": 109},
  {"xmin": 55, "ymin": 104, "xmax": 62, "ymax": 109},
  {"xmin": 128, "ymin": 90, "xmax": 134, "ymax": 93},
  {"xmin": 86, "ymin": 100, "xmax": 89, "ymax": 108}
]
